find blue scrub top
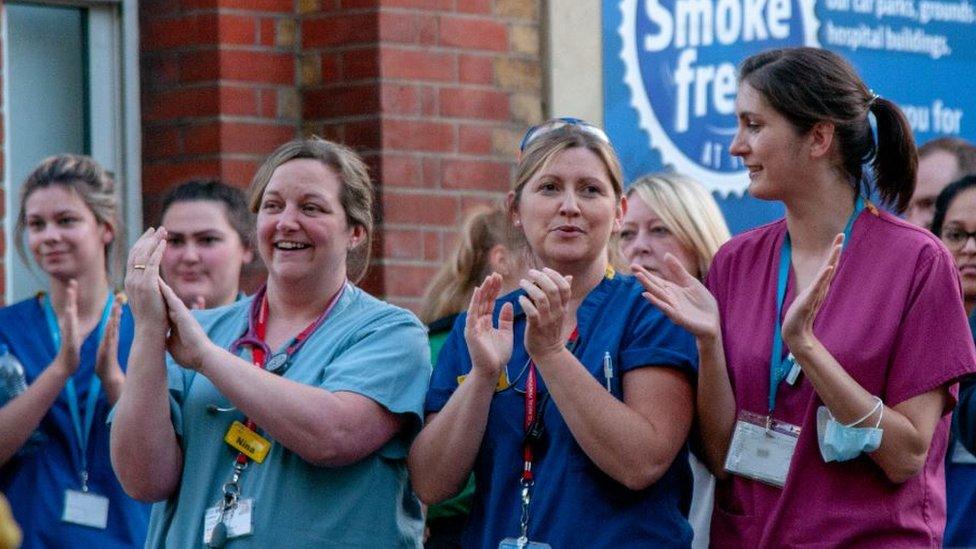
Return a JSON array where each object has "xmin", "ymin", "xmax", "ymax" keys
[
  {"xmin": 945, "ymin": 312, "xmax": 976, "ymax": 548},
  {"xmin": 426, "ymin": 274, "xmax": 698, "ymax": 549},
  {"xmin": 0, "ymin": 297, "xmax": 149, "ymax": 549}
]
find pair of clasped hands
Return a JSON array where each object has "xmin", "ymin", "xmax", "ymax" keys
[
  {"xmin": 51, "ymin": 279, "xmax": 125, "ymax": 396},
  {"xmin": 124, "ymin": 227, "xmax": 213, "ymax": 373},
  {"xmin": 633, "ymin": 234, "xmax": 846, "ymax": 350}
]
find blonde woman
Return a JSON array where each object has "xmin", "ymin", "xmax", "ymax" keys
[
  {"xmin": 619, "ymin": 172, "xmax": 730, "ymax": 549},
  {"xmin": 409, "ymin": 119, "xmax": 698, "ymax": 548}
]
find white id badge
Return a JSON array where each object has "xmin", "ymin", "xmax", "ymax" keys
[
  {"xmin": 724, "ymin": 410, "xmax": 800, "ymax": 488},
  {"xmin": 952, "ymin": 440, "xmax": 976, "ymax": 464},
  {"xmin": 62, "ymin": 490, "xmax": 109, "ymax": 529},
  {"xmin": 203, "ymin": 498, "xmax": 254, "ymax": 544},
  {"xmin": 499, "ymin": 538, "xmax": 552, "ymax": 549}
]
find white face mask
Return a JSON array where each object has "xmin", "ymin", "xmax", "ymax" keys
[{"xmin": 816, "ymin": 398, "xmax": 884, "ymax": 463}]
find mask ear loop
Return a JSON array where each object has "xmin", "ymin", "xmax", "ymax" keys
[{"xmin": 840, "ymin": 396, "xmax": 884, "ymax": 428}]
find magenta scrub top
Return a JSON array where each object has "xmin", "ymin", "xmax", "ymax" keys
[{"xmin": 705, "ymin": 206, "xmax": 976, "ymax": 548}]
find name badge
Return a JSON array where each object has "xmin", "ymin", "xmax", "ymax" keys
[
  {"xmin": 62, "ymin": 489, "xmax": 109, "ymax": 529},
  {"xmin": 499, "ymin": 538, "xmax": 551, "ymax": 549},
  {"xmin": 224, "ymin": 421, "xmax": 271, "ymax": 463},
  {"xmin": 457, "ymin": 366, "xmax": 510, "ymax": 392},
  {"xmin": 204, "ymin": 498, "xmax": 254, "ymax": 544},
  {"xmin": 952, "ymin": 440, "xmax": 976, "ymax": 464},
  {"xmin": 724, "ymin": 410, "xmax": 800, "ymax": 488}
]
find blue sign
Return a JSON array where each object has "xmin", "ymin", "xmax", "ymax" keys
[{"xmin": 605, "ymin": 0, "xmax": 976, "ymax": 233}]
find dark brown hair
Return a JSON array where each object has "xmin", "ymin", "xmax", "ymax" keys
[{"xmin": 740, "ymin": 47, "xmax": 917, "ymax": 213}]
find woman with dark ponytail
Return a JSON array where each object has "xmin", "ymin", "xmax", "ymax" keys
[{"xmin": 636, "ymin": 47, "xmax": 976, "ymax": 546}]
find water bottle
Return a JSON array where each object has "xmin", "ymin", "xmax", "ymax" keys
[{"xmin": 0, "ymin": 343, "xmax": 45, "ymax": 454}]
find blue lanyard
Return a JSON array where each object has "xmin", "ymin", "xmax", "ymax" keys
[
  {"xmin": 768, "ymin": 196, "xmax": 864, "ymax": 413},
  {"xmin": 41, "ymin": 292, "xmax": 115, "ymax": 490}
]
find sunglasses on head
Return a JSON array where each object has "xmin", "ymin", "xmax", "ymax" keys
[{"xmin": 518, "ymin": 117, "xmax": 611, "ymax": 153}]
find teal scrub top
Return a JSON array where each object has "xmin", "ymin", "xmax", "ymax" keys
[{"xmin": 143, "ymin": 286, "xmax": 432, "ymax": 548}]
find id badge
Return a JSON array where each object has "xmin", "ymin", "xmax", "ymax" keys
[
  {"xmin": 224, "ymin": 421, "xmax": 271, "ymax": 463},
  {"xmin": 952, "ymin": 440, "xmax": 976, "ymax": 464},
  {"xmin": 457, "ymin": 366, "xmax": 510, "ymax": 392},
  {"xmin": 62, "ymin": 489, "xmax": 109, "ymax": 529},
  {"xmin": 724, "ymin": 410, "xmax": 800, "ymax": 488},
  {"xmin": 203, "ymin": 498, "xmax": 254, "ymax": 544},
  {"xmin": 499, "ymin": 538, "xmax": 552, "ymax": 549}
]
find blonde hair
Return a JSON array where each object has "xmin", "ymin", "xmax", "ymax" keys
[
  {"xmin": 248, "ymin": 137, "xmax": 373, "ymax": 283},
  {"xmin": 420, "ymin": 205, "xmax": 522, "ymax": 324},
  {"xmin": 511, "ymin": 122, "xmax": 626, "ymax": 268},
  {"xmin": 15, "ymin": 154, "xmax": 122, "ymax": 280},
  {"xmin": 626, "ymin": 173, "xmax": 730, "ymax": 278}
]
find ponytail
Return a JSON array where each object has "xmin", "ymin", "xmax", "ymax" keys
[{"xmin": 870, "ymin": 97, "xmax": 917, "ymax": 214}]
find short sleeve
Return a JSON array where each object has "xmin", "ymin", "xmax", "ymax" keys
[
  {"xmin": 887, "ymin": 248, "xmax": 976, "ymax": 408},
  {"xmin": 164, "ymin": 353, "xmax": 190, "ymax": 438},
  {"xmin": 424, "ymin": 314, "xmax": 470, "ymax": 414},
  {"xmin": 317, "ymin": 309, "xmax": 432, "ymax": 457},
  {"xmin": 619, "ymin": 298, "xmax": 698, "ymax": 377}
]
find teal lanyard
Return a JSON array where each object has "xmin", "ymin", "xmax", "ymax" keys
[
  {"xmin": 41, "ymin": 292, "xmax": 114, "ymax": 491},
  {"xmin": 768, "ymin": 196, "xmax": 864, "ymax": 413}
]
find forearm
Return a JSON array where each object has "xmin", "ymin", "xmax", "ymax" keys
[
  {"xmin": 100, "ymin": 372, "xmax": 125, "ymax": 406},
  {"xmin": 695, "ymin": 333, "xmax": 737, "ymax": 477},
  {"xmin": 198, "ymin": 347, "xmax": 398, "ymax": 467},
  {"xmin": 0, "ymin": 361, "xmax": 70, "ymax": 465},
  {"xmin": 535, "ymin": 349, "xmax": 691, "ymax": 490},
  {"xmin": 408, "ymin": 370, "xmax": 497, "ymax": 504},
  {"xmin": 792, "ymin": 336, "xmax": 945, "ymax": 483},
  {"xmin": 110, "ymin": 326, "xmax": 182, "ymax": 501}
]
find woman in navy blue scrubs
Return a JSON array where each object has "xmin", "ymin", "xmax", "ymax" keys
[
  {"xmin": 409, "ymin": 119, "xmax": 698, "ymax": 548},
  {"xmin": 0, "ymin": 154, "xmax": 148, "ymax": 548}
]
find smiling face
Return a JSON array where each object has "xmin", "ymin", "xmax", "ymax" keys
[
  {"xmin": 619, "ymin": 194, "xmax": 699, "ymax": 279},
  {"xmin": 512, "ymin": 147, "xmax": 623, "ymax": 271},
  {"xmin": 941, "ymin": 187, "xmax": 976, "ymax": 306},
  {"xmin": 256, "ymin": 158, "xmax": 363, "ymax": 287},
  {"xmin": 161, "ymin": 200, "xmax": 253, "ymax": 308},
  {"xmin": 24, "ymin": 185, "xmax": 112, "ymax": 281},
  {"xmin": 729, "ymin": 83, "xmax": 808, "ymax": 201}
]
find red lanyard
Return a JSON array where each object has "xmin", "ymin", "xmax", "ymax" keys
[
  {"xmin": 520, "ymin": 326, "xmax": 578, "ymax": 483},
  {"xmin": 233, "ymin": 285, "xmax": 344, "ymax": 465}
]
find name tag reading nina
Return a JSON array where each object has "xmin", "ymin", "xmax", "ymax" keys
[{"xmin": 224, "ymin": 421, "xmax": 271, "ymax": 463}]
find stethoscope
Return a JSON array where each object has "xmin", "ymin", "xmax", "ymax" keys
[{"xmin": 207, "ymin": 282, "xmax": 347, "ymax": 414}]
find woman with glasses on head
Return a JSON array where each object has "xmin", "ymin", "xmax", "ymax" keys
[
  {"xmin": 0, "ymin": 154, "xmax": 149, "ymax": 548},
  {"xmin": 637, "ymin": 47, "xmax": 976, "ymax": 547},
  {"xmin": 409, "ymin": 119, "xmax": 699, "ymax": 548},
  {"xmin": 930, "ymin": 175, "xmax": 976, "ymax": 548},
  {"xmin": 111, "ymin": 137, "xmax": 431, "ymax": 548},
  {"xmin": 619, "ymin": 172, "xmax": 730, "ymax": 549},
  {"xmin": 158, "ymin": 179, "xmax": 254, "ymax": 310}
]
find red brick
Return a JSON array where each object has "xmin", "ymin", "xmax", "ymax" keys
[
  {"xmin": 457, "ymin": 0, "xmax": 492, "ymax": 13},
  {"xmin": 381, "ymin": 48, "xmax": 454, "ymax": 82},
  {"xmin": 379, "ymin": 11, "xmax": 420, "ymax": 44},
  {"xmin": 382, "ymin": 230, "xmax": 424, "ymax": 260},
  {"xmin": 340, "ymin": 0, "xmax": 381, "ymax": 7},
  {"xmin": 458, "ymin": 124, "xmax": 493, "ymax": 155},
  {"xmin": 221, "ymin": 122, "xmax": 296, "ymax": 154},
  {"xmin": 381, "ymin": 84, "xmax": 420, "ymax": 115},
  {"xmin": 261, "ymin": 90, "xmax": 277, "ymax": 118},
  {"xmin": 382, "ymin": 192, "xmax": 457, "ymax": 225},
  {"xmin": 143, "ymin": 160, "xmax": 221, "ymax": 193},
  {"xmin": 423, "ymin": 231, "xmax": 442, "ymax": 261},
  {"xmin": 304, "ymin": 84, "xmax": 380, "ymax": 118},
  {"xmin": 461, "ymin": 195, "xmax": 505, "ymax": 215},
  {"xmin": 442, "ymin": 159, "xmax": 511, "ymax": 192},
  {"xmin": 383, "ymin": 119, "xmax": 455, "ymax": 152},
  {"xmin": 142, "ymin": 55, "xmax": 181, "ymax": 87},
  {"xmin": 182, "ymin": 0, "xmax": 292, "ymax": 11},
  {"xmin": 418, "ymin": 14, "xmax": 439, "ymax": 46},
  {"xmin": 303, "ymin": 13, "xmax": 378, "ymax": 48},
  {"xmin": 220, "ymin": 86, "xmax": 259, "ymax": 116},
  {"xmin": 179, "ymin": 50, "xmax": 222, "ymax": 82},
  {"xmin": 220, "ymin": 50, "xmax": 294, "ymax": 84},
  {"xmin": 438, "ymin": 16, "xmax": 507, "ymax": 51},
  {"xmin": 143, "ymin": 126, "xmax": 182, "ymax": 160},
  {"xmin": 321, "ymin": 54, "xmax": 341, "ymax": 81},
  {"xmin": 141, "ymin": 14, "xmax": 218, "ymax": 51},
  {"xmin": 422, "ymin": 157, "xmax": 442, "ymax": 186},
  {"xmin": 143, "ymin": 87, "xmax": 219, "ymax": 122},
  {"xmin": 420, "ymin": 86, "xmax": 438, "ymax": 116},
  {"xmin": 440, "ymin": 88, "xmax": 508, "ymax": 119},
  {"xmin": 218, "ymin": 14, "xmax": 259, "ymax": 45},
  {"xmin": 220, "ymin": 159, "xmax": 263, "ymax": 187},
  {"xmin": 377, "ymin": 0, "xmax": 452, "ymax": 8},
  {"xmin": 381, "ymin": 154, "xmax": 423, "ymax": 187},
  {"xmin": 459, "ymin": 54, "xmax": 493, "ymax": 85},
  {"xmin": 382, "ymin": 264, "xmax": 440, "ymax": 297},
  {"xmin": 340, "ymin": 119, "xmax": 383, "ymax": 151},
  {"xmin": 260, "ymin": 19, "xmax": 277, "ymax": 47},
  {"xmin": 182, "ymin": 124, "xmax": 222, "ymax": 155},
  {"xmin": 341, "ymin": 48, "xmax": 380, "ymax": 80}
]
